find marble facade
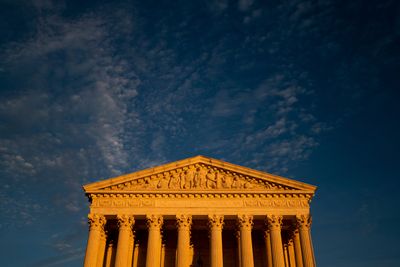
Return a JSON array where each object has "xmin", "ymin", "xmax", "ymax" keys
[{"xmin": 83, "ymin": 156, "xmax": 317, "ymax": 267}]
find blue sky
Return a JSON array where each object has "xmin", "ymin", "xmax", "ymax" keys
[{"xmin": 0, "ymin": 0, "xmax": 399, "ymax": 266}]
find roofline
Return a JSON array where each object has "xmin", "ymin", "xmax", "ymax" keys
[{"xmin": 83, "ymin": 155, "xmax": 317, "ymax": 192}]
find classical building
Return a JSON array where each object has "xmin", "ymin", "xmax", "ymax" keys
[{"xmin": 83, "ymin": 156, "xmax": 317, "ymax": 267}]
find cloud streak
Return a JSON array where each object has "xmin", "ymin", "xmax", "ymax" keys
[{"xmin": 0, "ymin": 0, "xmax": 329, "ymax": 239}]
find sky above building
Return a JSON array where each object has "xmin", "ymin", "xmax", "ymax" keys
[{"xmin": 0, "ymin": 0, "xmax": 399, "ymax": 266}]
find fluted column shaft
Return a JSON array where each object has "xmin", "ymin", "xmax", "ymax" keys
[
  {"xmin": 127, "ymin": 231, "xmax": 135, "ymax": 267},
  {"xmin": 145, "ymin": 215, "xmax": 163, "ymax": 267},
  {"xmin": 267, "ymin": 215, "xmax": 285, "ymax": 267},
  {"xmin": 104, "ymin": 241, "xmax": 116, "ymax": 267},
  {"xmin": 84, "ymin": 214, "xmax": 106, "ymax": 267},
  {"xmin": 132, "ymin": 243, "xmax": 139, "ymax": 267},
  {"xmin": 176, "ymin": 214, "xmax": 192, "ymax": 267},
  {"xmin": 208, "ymin": 215, "xmax": 224, "ymax": 267},
  {"xmin": 161, "ymin": 244, "xmax": 166, "ymax": 267},
  {"xmin": 236, "ymin": 231, "xmax": 242, "ymax": 267},
  {"xmin": 238, "ymin": 215, "xmax": 254, "ymax": 267},
  {"xmin": 115, "ymin": 215, "xmax": 135, "ymax": 267},
  {"xmin": 97, "ymin": 230, "xmax": 107, "ymax": 267},
  {"xmin": 283, "ymin": 243, "xmax": 289, "ymax": 267},
  {"xmin": 292, "ymin": 229, "xmax": 303, "ymax": 267},
  {"xmin": 264, "ymin": 230, "xmax": 273, "ymax": 267},
  {"xmin": 296, "ymin": 215, "xmax": 315, "ymax": 267},
  {"xmin": 288, "ymin": 239, "xmax": 296, "ymax": 267}
]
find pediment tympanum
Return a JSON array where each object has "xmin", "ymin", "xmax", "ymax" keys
[{"xmin": 84, "ymin": 156, "xmax": 316, "ymax": 193}]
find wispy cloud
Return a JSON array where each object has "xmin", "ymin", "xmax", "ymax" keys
[
  {"xmin": 204, "ymin": 72, "xmax": 325, "ymax": 173},
  {"xmin": 0, "ymin": 6, "xmax": 141, "ymax": 228},
  {"xmin": 0, "ymin": 0, "xmax": 333, "ymax": 231},
  {"xmin": 238, "ymin": 0, "xmax": 254, "ymax": 12}
]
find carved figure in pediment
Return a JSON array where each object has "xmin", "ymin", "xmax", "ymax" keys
[
  {"xmin": 193, "ymin": 168, "xmax": 199, "ymax": 188},
  {"xmin": 168, "ymin": 170, "xmax": 180, "ymax": 189},
  {"xmin": 157, "ymin": 173, "xmax": 169, "ymax": 189},
  {"xmin": 193, "ymin": 166, "xmax": 203, "ymax": 188},
  {"xmin": 199, "ymin": 166, "xmax": 208, "ymax": 188},
  {"xmin": 221, "ymin": 172, "xmax": 232, "ymax": 188},
  {"xmin": 206, "ymin": 170, "xmax": 217, "ymax": 189},
  {"xmin": 143, "ymin": 177, "xmax": 153, "ymax": 189},
  {"xmin": 179, "ymin": 168, "xmax": 186, "ymax": 189},
  {"xmin": 184, "ymin": 166, "xmax": 195, "ymax": 189},
  {"xmin": 231, "ymin": 176, "xmax": 242, "ymax": 189},
  {"xmin": 243, "ymin": 181, "xmax": 252, "ymax": 189},
  {"xmin": 215, "ymin": 171, "xmax": 222, "ymax": 188}
]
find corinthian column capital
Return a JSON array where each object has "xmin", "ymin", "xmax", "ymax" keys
[
  {"xmin": 237, "ymin": 214, "xmax": 253, "ymax": 229},
  {"xmin": 296, "ymin": 214, "xmax": 312, "ymax": 229},
  {"xmin": 88, "ymin": 213, "xmax": 106, "ymax": 230},
  {"xmin": 266, "ymin": 215, "xmax": 283, "ymax": 230},
  {"xmin": 176, "ymin": 214, "xmax": 192, "ymax": 229},
  {"xmin": 146, "ymin": 214, "xmax": 163, "ymax": 229},
  {"xmin": 208, "ymin": 214, "xmax": 224, "ymax": 229},
  {"xmin": 117, "ymin": 214, "xmax": 135, "ymax": 229}
]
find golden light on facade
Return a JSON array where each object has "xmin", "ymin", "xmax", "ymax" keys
[{"xmin": 83, "ymin": 155, "xmax": 317, "ymax": 267}]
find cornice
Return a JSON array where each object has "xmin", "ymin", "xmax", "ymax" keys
[{"xmin": 87, "ymin": 191, "xmax": 315, "ymax": 200}]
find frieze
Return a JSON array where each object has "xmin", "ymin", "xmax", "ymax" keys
[
  {"xmin": 91, "ymin": 197, "xmax": 309, "ymax": 209},
  {"xmin": 92, "ymin": 198, "xmax": 155, "ymax": 208},
  {"xmin": 244, "ymin": 199, "xmax": 309, "ymax": 208},
  {"xmin": 100, "ymin": 164, "xmax": 295, "ymax": 191}
]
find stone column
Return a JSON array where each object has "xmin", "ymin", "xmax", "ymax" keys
[
  {"xmin": 237, "ymin": 214, "xmax": 254, "ymax": 267},
  {"xmin": 145, "ymin": 215, "xmax": 163, "ymax": 267},
  {"xmin": 132, "ymin": 243, "xmax": 140, "ymax": 267},
  {"xmin": 263, "ymin": 230, "xmax": 273, "ymax": 267},
  {"xmin": 283, "ymin": 243, "xmax": 289, "ymax": 267},
  {"xmin": 288, "ymin": 238, "xmax": 296, "ymax": 267},
  {"xmin": 84, "ymin": 213, "xmax": 106, "ymax": 267},
  {"xmin": 296, "ymin": 215, "xmax": 315, "ymax": 267},
  {"xmin": 189, "ymin": 244, "xmax": 194, "ymax": 267},
  {"xmin": 97, "ymin": 230, "xmax": 107, "ymax": 267},
  {"xmin": 115, "ymin": 215, "xmax": 135, "ymax": 267},
  {"xmin": 266, "ymin": 215, "xmax": 285, "ymax": 267},
  {"xmin": 160, "ymin": 243, "xmax": 166, "ymax": 267},
  {"xmin": 127, "ymin": 231, "xmax": 135, "ymax": 267},
  {"xmin": 208, "ymin": 214, "xmax": 224, "ymax": 267},
  {"xmin": 104, "ymin": 240, "xmax": 116, "ymax": 267},
  {"xmin": 235, "ymin": 231, "xmax": 242, "ymax": 267},
  {"xmin": 176, "ymin": 214, "xmax": 192, "ymax": 267},
  {"xmin": 292, "ymin": 227, "xmax": 303, "ymax": 267}
]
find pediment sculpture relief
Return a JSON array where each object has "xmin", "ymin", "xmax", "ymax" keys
[{"xmin": 101, "ymin": 164, "xmax": 295, "ymax": 191}]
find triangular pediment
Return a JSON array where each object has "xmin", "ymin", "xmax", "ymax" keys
[{"xmin": 83, "ymin": 156, "xmax": 316, "ymax": 193}]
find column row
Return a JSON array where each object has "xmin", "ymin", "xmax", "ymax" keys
[
  {"xmin": 83, "ymin": 214, "xmax": 315, "ymax": 267},
  {"xmin": 264, "ymin": 215, "xmax": 315, "ymax": 267}
]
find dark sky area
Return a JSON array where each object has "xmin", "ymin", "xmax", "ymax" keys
[{"xmin": 0, "ymin": 0, "xmax": 399, "ymax": 266}]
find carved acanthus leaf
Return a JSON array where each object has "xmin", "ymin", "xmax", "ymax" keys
[
  {"xmin": 88, "ymin": 213, "xmax": 106, "ymax": 230},
  {"xmin": 176, "ymin": 214, "xmax": 192, "ymax": 229},
  {"xmin": 266, "ymin": 215, "xmax": 283, "ymax": 229},
  {"xmin": 117, "ymin": 214, "xmax": 135, "ymax": 229},
  {"xmin": 208, "ymin": 214, "xmax": 224, "ymax": 229},
  {"xmin": 296, "ymin": 214, "xmax": 312, "ymax": 229},
  {"xmin": 146, "ymin": 214, "xmax": 163, "ymax": 229},
  {"xmin": 237, "ymin": 214, "xmax": 253, "ymax": 229}
]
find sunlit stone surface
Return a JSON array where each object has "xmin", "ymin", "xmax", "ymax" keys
[{"xmin": 83, "ymin": 155, "xmax": 317, "ymax": 267}]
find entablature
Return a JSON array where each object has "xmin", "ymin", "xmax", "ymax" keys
[{"xmin": 88, "ymin": 192, "xmax": 312, "ymax": 216}]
